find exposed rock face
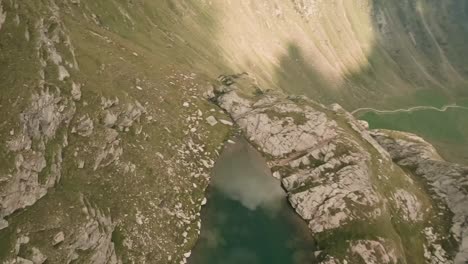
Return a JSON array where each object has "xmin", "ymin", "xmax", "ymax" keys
[
  {"xmin": 1, "ymin": 0, "xmax": 79, "ymax": 233},
  {"xmin": 116, "ymin": 101, "xmax": 146, "ymax": 131},
  {"xmin": 73, "ymin": 115, "xmax": 94, "ymax": 137},
  {"xmin": 350, "ymin": 240, "xmax": 398, "ymax": 264},
  {"xmin": 53, "ymin": 231, "xmax": 65, "ymax": 246},
  {"xmin": 371, "ymin": 129, "xmax": 468, "ymax": 264},
  {"xmin": 65, "ymin": 195, "xmax": 120, "ymax": 264},
  {"xmin": 71, "ymin": 83, "xmax": 82, "ymax": 101},
  {"xmin": 213, "ymin": 81, "xmax": 383, "ymax": 234},
  {"xmin": 30, "ymin": 247, "xmax": 47, "ymax": 264},
  {"xmin": 211, "ymin": 76, "xmax": 410, "ymax": 262},
  {"xmin": 1, "ymin": 88, "xmax": 75, "ymax": 229},
  {"xmin": 93, "ymin": 127, "xmax": 122, "ymax": 171},
  {"xmin": 211, "ymin": 74, "xmax": 459, "ymax": 263},
  {"xmin": 0, "ymin": 2, "xmax": 230, "ymax": 263},
  {"xmin": 424, "ymin": 227, "xmax": 452, "ymax": 264},
  {"xmin": 393, "ymin": 189, "xmax": 423, "ymax": 222},
  {"xmin": 2, "ymin": 194, "xmax": 119, "ymax": 264}
]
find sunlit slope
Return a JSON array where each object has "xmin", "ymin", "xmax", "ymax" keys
[
  {"xmin": 52, "ymin": 0, "xmax": 468, "ymax": 109},
  {"xmin": 210, "ymin": 0, "xmax": 468, "ymax": 108}
]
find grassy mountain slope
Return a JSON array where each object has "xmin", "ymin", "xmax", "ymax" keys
[
  {"xmin": 0, "ymin": 0, "xmax": 467, "ymax": 263},
  {"xmin": 36, "ymin": 0, "xmax": 468, "ymax": 109}
]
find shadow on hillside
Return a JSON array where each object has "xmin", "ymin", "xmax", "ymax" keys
[
  {"xmin": 274, "ymin": 44, "xmax": 335, "ymax": 104},
  {"xmin": 272, "ymin": 0, "xmax": 468, "ymax": 110}
]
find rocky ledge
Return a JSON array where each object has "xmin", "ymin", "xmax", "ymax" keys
[
  {"xmin": 371, "ymin": 130, "xmax": 468, "ymax": 264},
  {"xmin": 210, "ymin": 73, "xmax": 461, "ymax": 264}
]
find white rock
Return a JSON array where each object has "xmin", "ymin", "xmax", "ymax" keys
[
  {"xmin": 219, "ymin": 119, "xmax": 234, "ymax": 126},
  {"xmin": 75, "ymin": 115, "xmax": 94, "ymax": 137},
  {"xmin": 351, "ymin": 240, "xmax": 397, "ymax": 264},
  {"xmin": 71, "ymin": 82, "xmax": 82, "ymax": 101},
  {"xmin": 53, "ymin": 231, "xmax": 65, "ymax": 246},
  {"xmin": 25, "ymin": 29, "xmax": 30, "ymax": 41},
  {"xmin": 77, "ymin": 160, "xmax": 85, "ymax": 169},
  {"xmin": 0, "ymin": 2, "xmax": 6, "ymax": 32},
  {"xmin": 272, "ymin": 171, "xmax": 281, "ymax": 179},
  {"xmin": 103, "ymin": 110, "xmax": 118, "ymax": 127},
  {"xmin": 31, "ymin": 247, "xmax": 47, "ymax": 264},
  {"xmin": 393, "ymin": 189, "xmax": 423, "ymax": 222},
  {"xmin": 58, "ymin": 65, "xmax": 70, "ymax": 81},
  {"xmin": 136, "ymin": 211, "xmax": 144, "ymax": 225},
  {"xmin": 206, "ymin": 116, "xmax": 218, "ymax": 126}
]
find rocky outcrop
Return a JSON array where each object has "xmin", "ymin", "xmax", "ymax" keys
[
  {"xmin": 1, "ymin": 2, "xmax": 139, "ymax": 262},
  {"xmin": 350, "ymin": 240, "xmax": 398, "ymax": 264},
  {"xmin": 210, "ymin": 75, "xmax": 443, "ymax": 263},
  {"xmin": 208, "ymin": 73, "xmax": 462, "ymax": 263},
  {"xmin": 73, "ymin": 115, "xmax": 94, "ymax": 137},
  {"xmin": 1, "ymin": 0, "xmax": 80, "ymax": 231},
  {"xmin": 2, "ymin": 194, "xmax": 119, "ymax": 264},
  {"xmin": 214, "ymin": 86, "xmax": 385, "ymax": 233},
  {"xmin": 393, "ymin": 189, "xmax": 423, "ymax": 222},
  {"xmin": 371, "ymin": 129, "xmax": 468, "ymax": 264},
  {"xmin": 65, "ymin": 195, "xmax": 120, "ymax": 264},
  {"xmin": 1, "ymin": 88, "xmax": 75, "ymax": 229}
]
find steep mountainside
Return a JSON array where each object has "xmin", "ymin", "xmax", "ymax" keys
[{"xmin": 0, "ymin": 0, "xmax": 467, "ymax": 263}]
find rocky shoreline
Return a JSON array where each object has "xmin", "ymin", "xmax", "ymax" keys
[{"xmin": 209, "ymin": 73, "xmax": 466, "ymax": 264}]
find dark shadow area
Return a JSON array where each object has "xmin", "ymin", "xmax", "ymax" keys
[
  {"xmin": 273, "ymin": 0, "xmax": 468, "ymax": 110},
  {"xmin": 274, "ymin": 44, "xmax": 336, "ymax": 104}
]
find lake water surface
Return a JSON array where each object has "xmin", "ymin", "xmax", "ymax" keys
[{"xmin": 189, "ymin": 138, "xmax": 317, "ymax": 264}]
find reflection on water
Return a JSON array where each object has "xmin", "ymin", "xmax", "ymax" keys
[
  {"xmin": 189, "ymin": 138, "xmax": 317, "ymax": 264},
  {"xmin": 211, "ymin": 137, "xmax": 285, "ymax": 212}
]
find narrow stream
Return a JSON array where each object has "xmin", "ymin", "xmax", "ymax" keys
[{"xmin": 189, "ymin": 138, "xmax": 317, "ymax": 264}]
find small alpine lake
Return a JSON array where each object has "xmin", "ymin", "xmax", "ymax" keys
[{"xmin": 189, "ymin": 138, "xmax": 317, "ymax": 264}]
